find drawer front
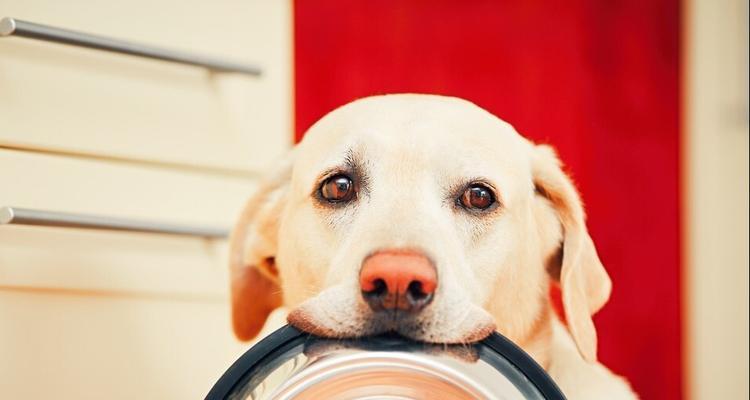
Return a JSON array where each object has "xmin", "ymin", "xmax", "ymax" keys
[
  {"xmin": 0, "ymin": 291, "xmax": 287, "ymax": 399},
  {"xmin": 0, "ymin": 148, "xmax": 260, "ymax": 295},
  {"xmin": 0, "ymin": 3, "xmax": 290, "ymax": 397},
  {"xmin": 0, "ymin": 0, "xmax": 292, "ymax": 173}
]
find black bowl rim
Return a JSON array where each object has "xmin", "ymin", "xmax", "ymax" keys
[{"xmin": 205, "ymin": 325, "xmax": 566, "ymax": 400}]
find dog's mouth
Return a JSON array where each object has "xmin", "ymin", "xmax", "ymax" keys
[
  {"xmin": 285, "ymin": 286, "xmax": 496, "ymax": 344},
  {"xmin": 302, "ymin": 332, "xmax": 482, "ymax": 362},
  {"xmin": 288, "ymin": 307, "xmax": 495, "ymax": 344}
]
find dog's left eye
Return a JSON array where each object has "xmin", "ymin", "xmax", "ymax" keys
[
  {"xmin": 459, "ymin": 183, "xmax": 496, "ymax": 210},
  {"xmin": 320, "ymin": 174, "xmax": 356, "ymax": 203}
]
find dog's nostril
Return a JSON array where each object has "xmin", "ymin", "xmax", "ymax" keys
[
  {"xmin": 406, "ymin": 280, "xmax": 433, "ymax": 307},
  {"xmin": 363, "ymin": 278, "xmax": 387, "ymax": 298},
  {"xmin": 407, "ymin": 281, "xmax": 425, "ymax": 298}
]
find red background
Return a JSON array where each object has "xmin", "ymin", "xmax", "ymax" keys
[{"xmin": 294, "ymin": 2, "xmax": 682, "ymax": 398}]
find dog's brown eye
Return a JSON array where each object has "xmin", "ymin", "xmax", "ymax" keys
[
  {"xmin": 460, "ymin": 184, "xmax": 495, "ymax": 210},
  {"xmin": 320, "ymin": 175, "xmax": 356, "ymax": 203}
]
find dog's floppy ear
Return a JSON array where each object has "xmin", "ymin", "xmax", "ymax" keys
[
  {"xmin": 229, "ymin": 153, "xmax": 294, "ymax": 341},
  {"xmin": 532, "ymin": 144, "xmax": 612, "ymax": 362}
]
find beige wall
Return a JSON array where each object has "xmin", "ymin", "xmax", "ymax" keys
[{"xmin": 684, "ymin": 0, "xmax": 749, "ymax": 399}]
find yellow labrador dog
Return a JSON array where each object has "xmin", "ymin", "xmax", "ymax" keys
[{"xmin": 229, "ymin": 94, "xmax": 637, "ymax": 399}]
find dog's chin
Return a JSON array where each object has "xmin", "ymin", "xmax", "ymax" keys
[{"xmin": 286, "ymin": 285, "xmax": 496, "ymax": 344}]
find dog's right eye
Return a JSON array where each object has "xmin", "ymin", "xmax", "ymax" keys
[
  {"xmin": 319, "ymin": 174, "xmax": 356, "ymax": 203},
  {"xmin": 459, "ymin": 183, "xmax": 496, "ymax": 211}
]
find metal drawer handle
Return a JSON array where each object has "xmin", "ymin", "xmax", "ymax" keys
[
  {"xmin": 0, "ymin": 17, "xmax": 261, "ymax": 76},
  {"xmin": 0, "ymin": 206, "xmax": 228, "ymax": 239}
]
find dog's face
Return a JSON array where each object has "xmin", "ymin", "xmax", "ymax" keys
[{"xmin": 230, "ymin": 94, "xmax": 611, "ymax": 362}]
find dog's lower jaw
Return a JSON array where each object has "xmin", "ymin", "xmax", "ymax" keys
[
  {"xmin": 287, "ymin": 307, "xmax": 496, "ymax": 344},
  {"xmin": 398, "ymin": 307, "xmax": 496, "ymax": 344},
  {"xmin": 286, "ymin": 286, "xmax": 496, "ymax": 343},
  {"xmin": 286, "ymin": 285, "xmax": 375, "ymax": 339}
]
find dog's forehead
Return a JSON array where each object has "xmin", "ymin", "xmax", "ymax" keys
[
  {"xmin": 301, "ymin": 94, "xmax": 525, "ymax": 148},
  {"xmin": 293, "ymin": 94, "xmax": 532, "ymax": 188}
]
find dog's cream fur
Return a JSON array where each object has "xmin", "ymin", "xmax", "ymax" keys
[{"xmin": 229, "ymin": 94, "xmax": 637, "ymax": 399}]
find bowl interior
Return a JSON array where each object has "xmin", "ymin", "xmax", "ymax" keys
[{"xmin": 227, "ymin": 334, "xmax": 546, "ymax": 400}]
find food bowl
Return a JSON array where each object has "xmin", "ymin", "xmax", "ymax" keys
[{"xmin": 206, "ymin": 325, "xmax": 565, "ymax": 400}]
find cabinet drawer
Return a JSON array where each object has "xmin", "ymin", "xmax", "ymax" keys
[
  {"xmin": 0, "ymin": 0, "xmax": 292, "ymax": 173},
  {"xmin": 0, "ymin": 148, "xmax": 259, "ymax": 294},
  {"xmin": 0, "ymin": 291, "xmax": 287, "ymax": 399}
]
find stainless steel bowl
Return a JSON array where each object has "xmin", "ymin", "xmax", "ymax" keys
[{"xmin": 206, "ymin": 325, "xmax": 565, "ymax": 400}]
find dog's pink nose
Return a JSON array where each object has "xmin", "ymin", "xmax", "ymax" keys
[{"xmin": 359, "ymin": 250, "xmax": 437, "ymax": 313}]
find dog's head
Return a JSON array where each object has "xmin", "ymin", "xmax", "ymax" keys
[{"xmin": 229, "ymin": 94, "xmax": 611, "ymax": 362}]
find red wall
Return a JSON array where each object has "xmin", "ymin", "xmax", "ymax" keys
[{"xmin": 294, "ymin": 2, "xmax": 682, "ymax": 398}]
